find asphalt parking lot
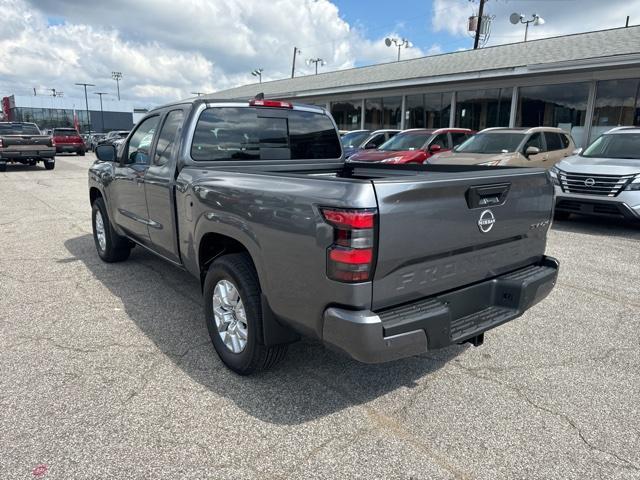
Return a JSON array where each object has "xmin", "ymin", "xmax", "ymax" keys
[{"xmin": 1, "ymin": 153, "xmax": 639, "ymax": 479}]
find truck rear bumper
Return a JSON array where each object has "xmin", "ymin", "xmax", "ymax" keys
[
  {"xmin": 322, "ymin": 256, "xmax": 559, "ymax": 363},
  {"xmin": 1, "ymin": 149, "xmax": 55, "ymax": 160}
]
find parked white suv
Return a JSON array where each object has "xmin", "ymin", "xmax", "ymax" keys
[{"xmin": 551, "ymin": 127, "xmax": 640, "ymax": 221}]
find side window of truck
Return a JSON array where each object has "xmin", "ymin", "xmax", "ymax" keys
[
  {"xmin": 126, "ymin": 116, "xmax": 159, "ymax": 165},
  {"xmin": 154, "ymin": 110, "xmax": 184, "ymax": 166}
]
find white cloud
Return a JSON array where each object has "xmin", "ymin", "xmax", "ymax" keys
[{"xmin": 0, "ymin": 0, "xmax": 433, "ymax": 106}]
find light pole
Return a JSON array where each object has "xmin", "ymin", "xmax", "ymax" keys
[
  {"xmin": 510, "ymin": 13, "xmax": 545, "ymax": 42},
  {"xmin": 111, "ymin": 72, "xmax": 122, "ymax": 100},
  {"xmin": 291, "ymin": 46, "xmax": 302, "ymax": 78},
  {"xmin": 75, "ymin": 82, "xmax": 95, "ymax": 133},
  {"xmin": 384, "ymin": 37, "xmax": 412, "ymax": 61},
  {"xmin": 306, "ymin": 58, "xmax": 325, "ymax": 75},
  {"xmin": 94, "ymin": 92, "xmax": 109, "ymax": 132},
  {"xmin": 251, "ymin": 68, "xmax": 263, "ymax": 83}
]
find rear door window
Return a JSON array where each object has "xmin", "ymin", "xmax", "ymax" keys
[
  {"xmin": 154, "ymin": 110, "xmax": 184, "ymax": 166},
  {"xmin": 363, "ymin": 133, "xmax": 386, "ymax": 149},
  {"xmin": 191, "ymin": 107, "xmax": 341, "ymax": 161},
  {"xmin": 544, "ymin": 132, "xmax": 563, "ymax": 151}
]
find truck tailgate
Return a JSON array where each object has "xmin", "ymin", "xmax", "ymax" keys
[
  {"xmin": 371, "ymin": 169, "xmax": 553, "ymax": 310},
  {"xmin": 1, "ymin": 135, "xmax": 51, "ymax": 147}
]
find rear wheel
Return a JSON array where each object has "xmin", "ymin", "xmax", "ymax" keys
[
  {"xmin": 203, "ymin": 253, "xmax": 287, "ymax": 375},
  {"xmin": 0, "ymin": 162, "xmax": 6, "ymax": 172},
  {"xmin": 92, "ymin": 197, "xmax": 131, "ymax": 262},
  {"xmin": 78, "ymin": 149, "xmax": 85, "ymax": 156},
  {"xmin": 554, "ymin": 210, "xmax": 571, "ymax": 221},
  {"xmin": 44, "ymin": 160, "xmax": 55, "ymax": 170},
  {"xmin": 28, "ymin": 160, "xmax": 37, "ymax": 166}
]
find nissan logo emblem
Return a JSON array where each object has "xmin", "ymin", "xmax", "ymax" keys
[
  {"xmin": 478, "ymin": 209, "xmax": 496, "ymax": 233},
  {"xmin": 584, "ymin": 178, "xmax": 596, "ymax": 187}
]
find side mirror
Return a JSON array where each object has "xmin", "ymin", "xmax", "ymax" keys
[
  {"xmin": 525, "ymin": 146, "xmax": 540, "ymax": 157},
  {"xmin": 429, "ymin": 144, "xmax": 442, "ymax": 153},
  {"xmin": 95, "ymin": 144, "xmax": 116, "ymax": 162},
  {"xmin": 572, "ymin": 148, "xmax": 583, "ymax": 155}
]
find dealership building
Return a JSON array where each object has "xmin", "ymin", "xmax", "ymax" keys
[
  {"xmin": 211, "ymin": 26, "xmax": 640, "ymax": 148},
  {"xmin": 0, "ymin": 94, "xmax": 146, "ymax": 133}
]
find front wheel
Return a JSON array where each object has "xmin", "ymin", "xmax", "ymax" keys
[
  {"xmin": 203, "ymin": 253, "xmax": 287, "ymax": 375},
  {"xmin": 92, "ymin": 198, "xmax": 131, "ymax": 262}
]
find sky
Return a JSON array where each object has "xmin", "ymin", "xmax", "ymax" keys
[{"xmin": 0, "ymin": 0, "xmax": 638, "ymax": 107}]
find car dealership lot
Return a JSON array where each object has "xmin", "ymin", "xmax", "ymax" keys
[{"xmin": 1, "ymin": 154, "xmax": 639, "ymax": 479}]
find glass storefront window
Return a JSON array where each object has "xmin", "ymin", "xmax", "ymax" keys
[
  {"xmin": 455, "ymin": 88, "xmax": 512, "ymax": 131},
  {"xmin": 382, "ymin": 96, "xmax": 402, "ymax": 129},
  {"xmin": 405, "ymin": 93, "xmax": 451, "ymax": 129},
  {"xmin": 517, "ymin": 82, "xmax": 589, "ymax": 146},
  {"xmin": 365, "ymin": 97, "xmax": 402, "ymax": 129},
  {"xmin": 591, "ymin": 79, "xmax": 640, "ymax": 141},
  {"xmin": 330, "ymin": 100, "xmax": 362, "ymax": 131},
  {"xmin": 365, "ymin": 98, "xmax": 382, "ymax": 130}
]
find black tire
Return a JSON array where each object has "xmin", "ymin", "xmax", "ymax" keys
[
  {"xmin": 78, "ymin": 149, "xmax": 85, "ymax": 156},
  {"xmin": 554, "ymin": 210, "xmax": 571, "ymax": 221},
  {"xmin": 28, "ymin": 160, "xmax": 37, "ymax": 166},
  {"xmin": 0, "ymin": 162, "xmax": 6, "ymax": 172},
  {"xmin": 91, "ymin": 197, "xmax": 131, "ymax": 262},
  {"xmin": 203, "ymin": 253, "xmax": 287, "ymax": 375},
  {"xmin": 44, "ymin": 160, "xmax": 55, "ymax": 170}
]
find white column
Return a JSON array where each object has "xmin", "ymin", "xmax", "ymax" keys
[
  {"xmin": 583, "ymin": 80, "xmax": 597, "ymax": 147},
  {"xmin": 400, "ymin": 95, "xmax": 406, "ymax": 130},
  {"xmin": 509, "ymin": 87, "xmax": 518, "ymax": 128},
  {"xmin": 449, "ymin": 92, "xmax": 456, "ymax": 128},
  {"xmin": 360, "ymin": 99, "xmax": 365, "ymax": 129}
]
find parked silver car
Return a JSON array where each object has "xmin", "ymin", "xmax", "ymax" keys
[{"xmin": 551, "ymin": 127, "xmax": 640, "ymax": 221}]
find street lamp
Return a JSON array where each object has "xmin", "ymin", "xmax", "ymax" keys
[
  {"xmin": 251, "ymin": 68, "xmax": 263, "ymax": 83},
  {"xmin": 306, "ymin": 58, "xmax": 326, "ymax": 75},
  {"xmin": 75, "ymin": 82, "xmax": 95, "ymax": 133},
  {"xmin": 94, "ymin": 92, "xmax": 109, "ymax": 132},
  {"xmin": 111, "ymin": 71, "xmax": 123, "ymax": 101},
  {"xmin": 384, "ymin": 37, "xmax": 412, "ymax": 61},
  {"xmin": 510, "ymin": 13, "xmax": 545, "ymax": 42}
]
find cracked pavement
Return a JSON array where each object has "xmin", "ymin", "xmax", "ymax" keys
[{"xmin": 1, "ymin": 154, "xmax": 639, "ymax": 479}]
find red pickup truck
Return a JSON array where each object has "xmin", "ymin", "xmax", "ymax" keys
[{"xmin": 53, "ymin": 128, "xmax": 86, "ymax": 155}]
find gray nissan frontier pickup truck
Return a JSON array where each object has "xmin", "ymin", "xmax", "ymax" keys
[{"xmin": 89, "ymin": 97, "xmax": 559, "ymax": 375}]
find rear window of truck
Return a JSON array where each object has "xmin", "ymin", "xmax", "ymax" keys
[
  {"xmin": 191, "ymin": 107, "xmax": 341, "ymax": 161},
  {"xmin": 53, "ymin": 129, "xmax": 80, "ymax": 136},
  {"xmin": 0, "ymin": 123, "xmax": 40, "ymax": 135}
]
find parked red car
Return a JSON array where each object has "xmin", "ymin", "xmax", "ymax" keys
[
  {"xmin": 348, "ymin": 128, "xmax": 475, "ymax": 164},
  {"xmin": 53, "ymin": 128, "xmax": 86, "ymax": 156}
]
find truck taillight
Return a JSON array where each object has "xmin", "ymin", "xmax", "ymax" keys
[
  {"xmin": 49, "ymin": 138, "xmax": 55, "ymax": 147},
  {"xmin": 321, "ymin": 207, "xmax": 377, "ymax": 283},
  {"xmin": 0, "ymin": 139, "xmax": 3, "ymax": 148}
]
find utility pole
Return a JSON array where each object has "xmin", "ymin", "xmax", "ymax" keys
[
  {"xmin": 111, "ymin": 72, "xmax": 122, "ymax": 101},
  {"xmin": 291, "ymin": 47, "xmax": 301, "ymax": 78},
  {"xmin": 75, "ymin": 82, "xmax": 95, "ymax": 133},
  {"xmin": 94, "ymin": 92, "xmax": 108, "ymax": 132},
  {"xmin": 474, "ymin": 0, "xmax": 486, "ymax": 49}
]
